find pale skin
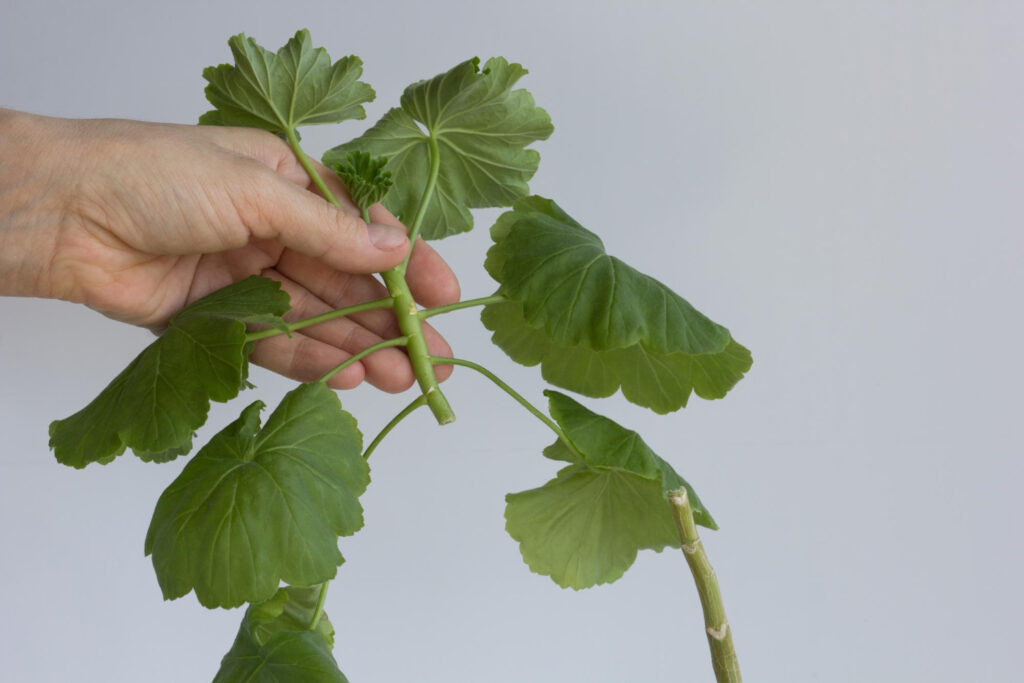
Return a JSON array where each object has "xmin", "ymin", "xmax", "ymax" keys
[{"xmin": 0, "ymin": 108, "xmax": 460, "ymax": 392}]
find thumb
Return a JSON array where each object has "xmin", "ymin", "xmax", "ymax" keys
[{"xmin": 242, "ymin": 167, "xmax": 409, "ymax": 274}]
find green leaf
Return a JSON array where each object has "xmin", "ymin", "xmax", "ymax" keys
[
  {"xmin": 144, "ymin": 383, "xmax": 367, "ymax": 608},
  {"xmin": 246, "ymin": 586, "xmax": 335, "ymax": 649},
  {"xmin": 482, "ymin": 196, "xmax": 751, "ymax": 413},
  {"xmin": 505, "ymin": 391, "xmax": 715, "ymax": 590},
  {"xmin": 323, "ymin": 56, "xmax": 553, "ymax": 239},
  {"xmin": 329, "ymin": 150, "xmax": 393, "ymax": 211},
  {"xmin": 49, "ymin": 276, "xmax": 290, "ymax": 468},
  {"xmin": 215, "ymin": 588, "xmax": 347, "ymax": 683},
  {"xmin": 200, "ymin": 29, "xmax": 374, "ymax": 135}
]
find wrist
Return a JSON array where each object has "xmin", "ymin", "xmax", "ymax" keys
[{"xmin": 0, "ymin": 109, "xmax": 70, "ymax": 299}]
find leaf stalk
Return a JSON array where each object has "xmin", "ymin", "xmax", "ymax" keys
[
  {"xmin": 429, "ymin": 356, "xmax": 581, "ymax": 459},
  {"xmin": 317, "ymin": 337, "xmax": 409, "ymax": 384},
  {"xmin": 419, "ymin": 295, "xmax": 507, "ymax": 320},
  {"xmin": 245, "ymin": 297, "xmax": 394, "ymax": 342}
]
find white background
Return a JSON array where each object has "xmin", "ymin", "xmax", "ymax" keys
[{"xmin": 1, "ymin": 1, "xmax": 1022, "ymax": 681}]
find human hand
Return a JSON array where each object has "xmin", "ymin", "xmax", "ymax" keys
[{"xmin": 0, "ymin": 109, "xmax": 460, "ymax": 391}]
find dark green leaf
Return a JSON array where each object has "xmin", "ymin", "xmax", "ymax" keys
[
  {"xmin": 324, "ymin": 57, "xmax": 553, "ymax": 239},
  {"xmin": 144, "ymin": 383, "xmax": 367, "ymax": 608},
  {"xmin": 215, "ymin": 589, "xmax": 347, "ymax": 683},
  {"xmin": 49, "ymin": 276, "xmax": 289, "ymax": 468},
  {"xmin": 201, "ymin": 29, "xmax": 374, "ymax": 135},
  {"xmin": 483, "ymin": 196, "xmax": 751, "ymax": 413},
  {"xmin": 505, "ymin": 391, "xmax": 715, "ymax": 590}
]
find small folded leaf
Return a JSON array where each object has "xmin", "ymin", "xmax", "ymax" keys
[
  {"xmin": 505, "ymin": 391, "xmax": 714, "ymax": 590},
  {"xmin": 49, "ymin": 276, "xmax": 289, "ymax": 468},
  {"xmin": 246, "ymin": 586, "xmax": 335, "ymax": 649},
  {"xmin": 215, "ymin": 588, "xmax": 347, "ymax": 683},
  {"xmin": 144, "ymin": 383, "xmax": 367, "ymax": 609},
  {"xmin": 483, "ymin": 196, "xmax": 751, "ymax": 413},
  {"xmin": 329, "ymin": 150, "xmax": 393, "ymax": 211},
  {"xmin": 201, "ymin": 29, "xmax": 374, "ymax": 134},
  {"xmin": 324, "ymin": 56, "xmax": 553, "ymax": 239}
]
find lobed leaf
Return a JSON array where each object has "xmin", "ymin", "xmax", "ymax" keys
[
  {"xmin": 49, "ymin": 276, "xmax": 289, "ymax": 468},
  {"xmin": 483, "ymin": 196, "xmax": 752, "ymax": 413},
  {"xmin": 505, "ymin": 391, "xmax": 715, "ymax": 590},
  {"xmin": 215, "ymin": 587, "xmax": 346, "ymax": 683},
  {"xmin": 144, "ymin": 383, "xmax": 367, "ymax": 609},
  {"xmin": 324, "ymin": 56, "xmax": 553, "ymax": 239},
  {"xmin": 200, "ymin": 29, "xmax": 374, "ymax": 134}
]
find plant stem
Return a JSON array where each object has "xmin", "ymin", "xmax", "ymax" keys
[
  {"xmin": 286, "ymin": 128, "xmax": 340, "ymax": 205},
  {"xmin": 419, "ymin": 294, "xmax": 507, "ymax": 320},
  {"xmin": 309, "ymin": 582, "xmax": 329, "ymax": 631},
  {"xmin": 285, "ymin": 131, "xmax": 454, "ymax": 425},
  {"xmin": 363, "ymin": 394, "xmax": 428, "ymax": 460},
  {"xmin": 668, "ymin": 488, "xmax": 742, "ymax": 683},
  {"xmin": 245, "ymin": 297, "xmax": 394, "ymax": 342},
  {"xmin": 317, "ymin": 337, "xmax": 409, "ymax": 384},
  {"xmin": 429, "ymin": 356, "xmax": 582, "ymax": 459},
  {"xmin": 401, "ymin": 133, "xmax": 441, "ymax": 270}
]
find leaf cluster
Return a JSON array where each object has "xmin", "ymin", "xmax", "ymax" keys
[{"xmin": 47, "ymin": 29, "xmax": 753, "ymax": 682}]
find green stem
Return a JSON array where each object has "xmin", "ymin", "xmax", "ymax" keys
[
  {"xmin": 419, "ymin": 294, "xmax": 507, "ymax": 320},
  {"xmin": 287, "ymin": 126, "xmax": 452, "ymax": 424},
  {"xmin": 400, "ymin": 133, "xmax": 441, "ymax": 271},
  {"xmin": 245, "ymin": 298, "xmax": 394, "ymax": 342},
  {"xmin": 428, "ymin": 356, "xmax": 581, "ymax": 459},
  {"xmin": 309, "ymin": 582, "xmax": 329, "ymax": 631},
  {"xmin": 362, "ymin": 394, "xmax": 428, "ymax": 460},
  {"xmin": 668, "ymin": 489, "xmax": 742, "ymax": 683},
  {"xmin": 286, "ymin": 128, "xmax": 341, "ymax": 206},
  {"xmin": 317, "ymin": 337, "xmax": 409, "ymax": 384}
]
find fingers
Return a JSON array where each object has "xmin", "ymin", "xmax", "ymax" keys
[
  {"xmin": 366, "ymin": 203, "xmax": 461, "ymax": 307},
  {"xmin": 197, "ymin": 126, "xmax": 409, "ymax": 273},
  {"xmin": 256, "ymin": 270, "xmax": 454, "ymax": 392}
]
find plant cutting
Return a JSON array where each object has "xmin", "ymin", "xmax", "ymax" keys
[{"xmin": 49, "ymin": 29, "xmax": 751, "ymax": 682}]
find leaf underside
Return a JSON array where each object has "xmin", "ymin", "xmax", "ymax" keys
[
  {"xmin": 144, "ymin": 383, "xmax": 367, "ymax": 609},
  {"xmin": 505, "ymin": 391, "xmax": 715, "ymax": 590},
  {"xmin": 483, "ymin": 196, "xmax": 751, "ymax": 413},
  {"xmin": 48, "ymin": 276, "xmax": 290, "ymax": 468},
  {"xmin": 200, "ymin": 29, "xmax": 374, "ymax": 134},
  {"xmin": 215, "ymin": 586, "xmax": 347, "ymax": 683},
  {"xmin": 324, "ymin": 56, "xmax": 553, "ymax": 239}
]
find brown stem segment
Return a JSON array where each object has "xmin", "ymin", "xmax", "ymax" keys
[{"xmin": 669, "ymin": 488, "xmax": 742, "ymax": 683}]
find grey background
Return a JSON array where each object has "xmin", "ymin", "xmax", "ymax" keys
[{"xmin": 2, "ymin": 1, "xmax": 1022, "ymax": 681}]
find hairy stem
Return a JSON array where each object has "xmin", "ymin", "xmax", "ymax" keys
[
  {"xmin": 317, "ymin": 337, "xmax": 409, "ymax": 384},
  {"xmin": 309, "ymin": 582, "xmax": 329, "ymax": 631},
  {"xmin": 668, "ymin": 488, "xmax": 742, "ymax": 683},
  {"xmin": 286, "ymin": 131, "xmax": 453, "ymax": 424},
  {"xmin": 286, "ymin": 128, "xmax": 340, "ymax": 205},
  {"xmin": 429, "ymin": 356, "xmax": 581, "ymax": 459},
  {"xmin": 401, "ymin": 133, "xmax": 441, "ymax": 270},
  {"xmin": 363, "ymin": 394, "xmax": 428, "ymax": 460},
  {"xmin": 419, "ymin": 294, "xmax": 507, "ymax": 320},
  {"xmin": 245, "ymin": 298, "xmax": 394, "ymax": 342}
]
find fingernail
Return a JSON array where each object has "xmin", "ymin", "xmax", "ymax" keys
[{"xmin": 367, "ymin": 223, "xmax": 408, "ymax": 250}]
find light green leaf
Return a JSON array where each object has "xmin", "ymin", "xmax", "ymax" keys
[
  {"xmin": 215, "ymin": 588, "xmax": 348, "ymax": 683},
  {"xmin": 246, "ymin": 586, "xmax": 335, "ymax": 649},
  {"xmin": 323, "ymin": 57, "xmax": 553, "ymax": 239},
  {"xmin": 144, "ymin": 383, "xmax": 367, "ymax": 609},
  {"xmin": 483, "ymin": 196, "xmax": 751, "ymax": 413},
  {"xmin": 200, "ymin": 29, "xmax": 374, "ymax": 134},
  {"xmin": 329, "ymin": 150, "xmax": 393, "ymax": 212},
  {"xmin": 49, "ymin": 276, "xmax": 289, "ymax": 468},
  {"xmin": 505, "ymin": 391, "xmax": 714, "ymax": 590}
]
